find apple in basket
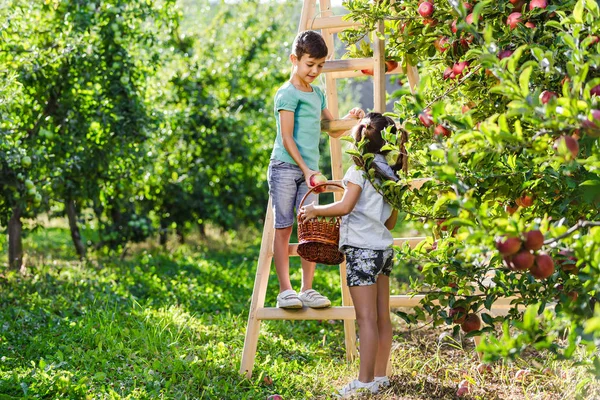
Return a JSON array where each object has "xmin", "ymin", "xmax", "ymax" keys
[{"xmin": 309, "ymin": 173, "xmax": 328, "ymax": 193}]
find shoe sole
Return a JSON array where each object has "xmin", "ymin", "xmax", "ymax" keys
[
  {"xmin": 305, "ymin": 303, "xmax": 331, "ymax": 309},
  {"xmin": 277, "ymin": 303, "xmax": 303, "ymax": 309}
]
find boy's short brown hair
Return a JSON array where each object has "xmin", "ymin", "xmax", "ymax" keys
[{"xmin": 292, "ymin": 30, "xmax": 328, "ymax": 60}]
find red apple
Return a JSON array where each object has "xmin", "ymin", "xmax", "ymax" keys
[
  {"xmin": 498, "ymin": 49, "xmax": 514, "ymax": 60},
  {"xmin": 519, "ymin": 193, "xmax": 534, "ymax": 207},
  {"xmin": 525, "ymin": 21, "xmax": 536, "ymax": 29},
  {"xmin": 309, "ymin": 173, "xmax": 327, "ymax": 193},
  {"xmin": 463, "ymin": 2, "xmax": 473, "ymax": 11},
  {"xmin": 553, "ymin": 135, "xmax": 579, "ymax": 159},
  {"xmin": 385, "ymin": 60, "xmax": 399, "ymax": 72},
  {"xmin": 267, "ymin": 395, "xmax": 283, "ymax": 400},
  {"xmin": 466, "ymin": 13, "xmax": 479, "ymax": 25},
  {"xmin": 361, "ymin": 68, "xmax": 374, "ymax": 76},
  {"xmin": 477, "ymin": 363, "xmax": 492, "ymax": 374},
  {"xmin": 418, "ymin": 1, "xmax": 434, "ymax": 18},
  {"xmin": 434, "ymin": 36, "xmax": 450, "ymax": 53},
  {"xmin": 524, "ymin": 230, "xmax": 544, "ymax": 251},
  {"xmin": 530, "ymin": 253, "xmax": 555, "ymax": 279},
  {"xmin": 582, "ymin": 109, "xmax": 600, "ymax": 137},
  {"xmin": 515, "ymin": 369, "xmax": 530, "ymax": 381},
  {"xmin": 590, "ymin": 84, "xmax": 600, "ymax": 96},
  {"xmin": 443, "ymin": 67, "xmax": 455, "ymax": 80},
  {"xmin": 451, "ymin": 19, "xmax": 458, "ymax": 34},
  {"xmin": 529, "ymin": 0, "xmax": 547, "ymax": 10},
  {"xmin": 434, "ymin": 124, "xmax": 451, "ymax": 137},
  {"xmin": 512, "ymin": 250, "xmax": 535, "ymax": 271},
  {"xmin": 507, "ymin": 12, "xmax": 522, "ymax": 29},
  {"xmin": 457, "ymin": 386, "xmax": 469, "ymax": 397},
  {"xmin": 505, "ymin": 202, "xmax": 519, "ymax": 215},
  {"xmin": 556, "ymin": 250, "xmax": 578, "ymax": 273},
  {"xmin": 450, "ymin": 307, "xmax": 467, "ymax": 324},
  {"xmin": 461, "ymin": 313, "xmax": 481, "ymax": 333},
  {"xmin": 419, "ymin": 109, "xmax": 434, "ymax": 127},
  {"xmin": 496, "ymin": 236, "xmax": 522, "ymax": 256},
  {"xmin": 453, "ymin": 61, "xmax": 469, "ymax": 79},
  {"xmin": 540, "ymin": 90, "xmax": 558, "ymax": 104}
]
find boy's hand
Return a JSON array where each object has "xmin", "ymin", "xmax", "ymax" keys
[
  {"xmin": 346, "ymin": 108, "xmax": 365, "ymax": 120},
  {"xmin": 299, "ymin": 203, "xmax": 318, "ymax": 221},
  {"xmin": 304, "ymin": 169, "xmax": 322, "ymax": 188}
]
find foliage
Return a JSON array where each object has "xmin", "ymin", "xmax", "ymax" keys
[{"xmin": 341, "ymin": 0, "xmax": 600, "ymax": 370}]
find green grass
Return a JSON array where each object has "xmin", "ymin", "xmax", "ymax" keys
[{"xmin": 0, "ymin": 228, "xmax": 599, "ymax": 399}]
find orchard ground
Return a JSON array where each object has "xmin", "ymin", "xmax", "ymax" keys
[{"xmin": 0, "ymin": 222, "xmax": 599, "ymax": 399}]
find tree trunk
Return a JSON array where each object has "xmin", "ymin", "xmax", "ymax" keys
[
  {"xmin": 8, "ymin": 206, "xmax": 23, "ymax": 270},
  {"xmin": 176, "ymin": 227, "xmax": 185, "ymax": 244},
  {"xmin": 66, "ymin": 199, "xmax": 86, "ymax": 260},
  {"xmin": 159, "ymin": 219, "xmax": 168, "ymax": 247}
]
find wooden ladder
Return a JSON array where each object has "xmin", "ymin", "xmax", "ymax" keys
[{"xmin": 240, "ymin": 0, "xmax": 422, "ymax": 379}]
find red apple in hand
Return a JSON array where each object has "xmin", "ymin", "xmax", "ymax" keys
[
  {"xmin": 309, "ymin": 173, "xmax": 327, "ymax": 193},
  {"xmin": 418, "ymin": 1, "xmax": 434, "ymax": 18}
]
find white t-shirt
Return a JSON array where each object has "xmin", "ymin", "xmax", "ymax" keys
[{"xmin": 339, "ymin": 165, "xmax": 394, "ymax": 251}]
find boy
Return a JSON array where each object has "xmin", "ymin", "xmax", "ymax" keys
[{"xmin": 269, "ymin": 30, "xmax": 363, "ymax": 309}]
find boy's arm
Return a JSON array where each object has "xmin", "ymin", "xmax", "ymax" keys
[
  {"xmin": 279, "ymin": 110, "xmax": 319, "ymax": 183},
  {"xmin": 299, "ymin": 182, "xmax": 362, "ymax": 220},
  {"xmin": 322, "ymin": 107, "xmax": 365, "ymax": 139},
  {"xmin": 385, "ymin": 209, "xmax": 399, "ymax": 230}
]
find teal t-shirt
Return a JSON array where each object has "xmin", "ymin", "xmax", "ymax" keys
[{"xmin": 271, "ymin": 82, "xmax": 326, "ymax": 171}]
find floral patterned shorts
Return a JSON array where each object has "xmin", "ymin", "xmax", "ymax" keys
[{"xmin": 343, "ymin": 246, "xmax": 394, "ymax": 287}]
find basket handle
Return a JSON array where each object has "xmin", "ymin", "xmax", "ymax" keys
[{"xmin": 298, "ymin": 182, "xmax": 345, "ymax": 209}]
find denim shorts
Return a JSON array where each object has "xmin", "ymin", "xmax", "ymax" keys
[
  {"xmin": 343, "ymin": 246, "xmax": 394, "ymax": 287},
  {"xmin": 267, "ymin": 159, "xmax": 318, "ymax": 229}
]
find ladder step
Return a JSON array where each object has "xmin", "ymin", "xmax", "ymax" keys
[
  {"xmin": 257, "ymin": 306, "xmax": 356, "ymax": 320},
  {"xmin": 287, "ymin": 237, "xmax": 426, "ymax": 258},
  {"xmin": 324, "ymin": 58, "xmax": 373, "ymax": 73},
  {"xmin": 257, "ymin": 295, "xmax": 522, "ymax": 321},
  {"xmin": 310, "ymin": 15, "xmax": 362, "ymax": 31},
  {"xmin": 321, "ymin": 118, "xmax": 359, "ymax": 133}
]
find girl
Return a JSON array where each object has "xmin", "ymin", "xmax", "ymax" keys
[{"xmin": 299, "ymin": 112, "xmax": 400, "ymax": 397}]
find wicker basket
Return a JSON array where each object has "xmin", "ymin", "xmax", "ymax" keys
[{"xmin": 297, "ymin": 183, "xmax": 345, "ymax": 265}]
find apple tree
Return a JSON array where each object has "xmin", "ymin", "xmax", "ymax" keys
[{"xmin": 342, "ymin": 0, "xmax": 600, "ymax": 372}]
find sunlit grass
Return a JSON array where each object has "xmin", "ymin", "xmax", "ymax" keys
[{"xmin": 0, "ymin": 228, "xmax": 598, "ymax": 399}]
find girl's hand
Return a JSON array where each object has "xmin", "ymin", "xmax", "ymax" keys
[
  {"xmin": 347, "ymin": 107, "xmax": 365, "ymax": 120},
  {"xmin": 299, "ymin": 203, "xmax": 318, "ymax": 221},
  {"xmin": 304, "ymin": 169, "xmax": 321, "ymax": 188}
]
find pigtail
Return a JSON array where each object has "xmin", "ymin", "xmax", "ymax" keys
[{"xmin": 391, "ymin": 126, "xmax": 409, "ymax": 174}]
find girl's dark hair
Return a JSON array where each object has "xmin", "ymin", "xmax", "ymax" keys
[
  {"xmin": 352, "ymin": 112, "xmax": 408, "ymax": 174},
  {"xmin": 292, "ymin": 30, "xmax": 328, "ymax": 60}
]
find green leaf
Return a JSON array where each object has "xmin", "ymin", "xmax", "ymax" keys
[
  {"xmin": 574, "ymin": 0, "xmax": 585, "ymax": 23},
  {"xmin": 519, "ymin": 66, "xmax": 532, "ymax": 97}
]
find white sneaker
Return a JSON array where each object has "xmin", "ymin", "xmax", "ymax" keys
[
  {"xmin": 338, "ymin": 379, "xmax": 378, "ymax": 398},
  {"xmin": 276, "ymin": 289, "xmax": 303, "ymax": 309},
  {"xmin": 374, "ymin": 376, "xmax": 390, "ymax": 389},
  {"xmin": 299, "ymin": 289, "xmax": 331, "ymax": 308}
]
